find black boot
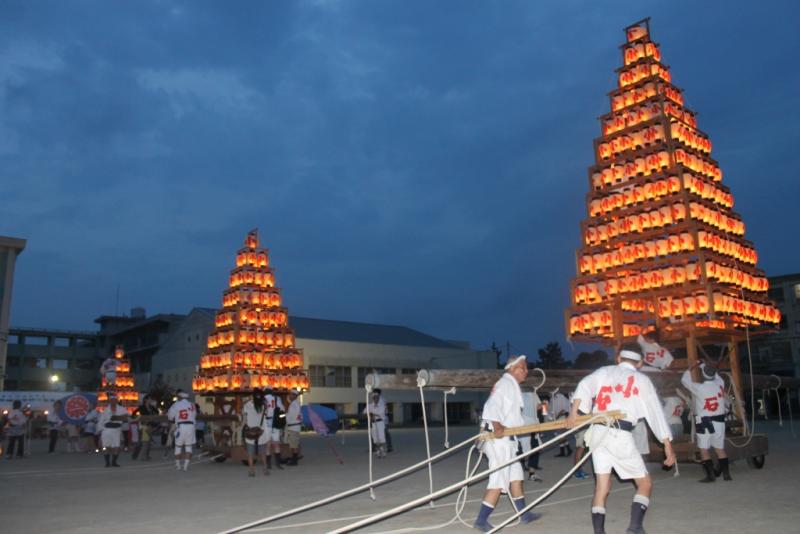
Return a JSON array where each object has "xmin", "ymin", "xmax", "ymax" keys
[
  {"xmin": 626, "ymin": 498, "xmax": 648, "ymax": 534},
  {"xmin": 104, "ymin": 454, "xmax": 111, "ymax": 467},
  {"xmin": 555, "ymin": 445, "xmax": 566, "ymax": 457},
  {"xmin": 274, "ymin": 452, "xmax": 284, "ymax": 469},
  {"xmin": 699, "ymin": 459, "xmax": 716, "ymax": 483},
  {"xmin": 111, "ymin": 454, "xmax": 120, "ymax": 467},
  {"xmin": 715, "ymin": 458, "xmax": 732, "ymax": 481},
  {"xmin": 266, "ymin": 455, "xmax": 272, "ymax": 470},
  {"xmin": 288, "ymin": 452, "xmax": 298, "ymax": 466},
  {"xmin": 591, "ymin": 508, "xmax": 606, "ymax": 534},
  {"xmin": 565, "ymin": 444, "xmax": 573, "ymax": 457}
]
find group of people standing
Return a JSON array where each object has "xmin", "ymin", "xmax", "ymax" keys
[
  {"xmin": 474, "ymin": 327, "xmax": 733, "ymax": 534},
  {"xmin": 242, "ymin": 387, "xmax": 303, "ymax": 477}
]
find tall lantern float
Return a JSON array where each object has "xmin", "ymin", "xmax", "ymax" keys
[
  {"xmin": 565, "ymin": 19, "xmax": 779, "ymax": 366},
  {"xmin": 192, "ymin": 229, "xmax": 309, "ymax": 414}
]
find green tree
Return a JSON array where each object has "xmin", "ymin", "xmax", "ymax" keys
[{"xmin": 535, "ymin": 342, "xmax": 570, "ymax": 369}]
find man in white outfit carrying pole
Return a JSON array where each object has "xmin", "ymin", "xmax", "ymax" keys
[
  {"xmin": 566, "ymin": 345, "xmax": 676, "ymax": 534},
  {"xmin": 167, "ymin": 390, "xmax": 196, "ymax": 471},
  {"xmin": 473, "ymin": 355, "xmax": 541, "ymax": 532}
]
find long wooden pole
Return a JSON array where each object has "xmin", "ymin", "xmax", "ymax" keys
[
  {"xmin": 728, "ymin": 336, "xmax": 748, "ymax": 432},
  {"xmin": 478, "ymin": 410, "xmax": 626, "ymax": 440}
]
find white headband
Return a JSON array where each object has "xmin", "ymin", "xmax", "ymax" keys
[
  {"xmin": 619, "ymin": 350, "xmax": 642, "ymax": 361},
  {"xmin": 505, "ymin": 355, "xmax": 527, "ymax": 370}
]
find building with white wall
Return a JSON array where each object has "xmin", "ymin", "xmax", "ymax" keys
[{"xmin": 152, "ymin": 308, "xmax": 496, "ymax": 424}]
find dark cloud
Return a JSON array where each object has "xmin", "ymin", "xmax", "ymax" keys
[{"xmin": 1, "ymin": 1, "xmax": 798, "ymax": 358}]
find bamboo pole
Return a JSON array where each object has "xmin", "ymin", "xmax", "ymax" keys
[{"xmin": 479, "ymin": 410, "xmax": 626, "ymax": 440}]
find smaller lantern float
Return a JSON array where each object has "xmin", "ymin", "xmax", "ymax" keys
[{"xmin": 97, "ymin": 345, "xmax": 139, "ymax": 413}]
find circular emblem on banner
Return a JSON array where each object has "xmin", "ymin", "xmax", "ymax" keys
[{"xmin": 58, "ymin": 393, "xmax": 97, "ymax": 424}]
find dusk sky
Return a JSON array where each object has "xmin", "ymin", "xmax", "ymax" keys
[{"xmin": 2, "ymin": 1, "xmax": 798, "ymax": 359}]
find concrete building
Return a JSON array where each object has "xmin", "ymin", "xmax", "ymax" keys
[
  {"xmin": 748, "ymin": 273, "xmax": 800, "ymax": 377},
  {"xmin": 152, "ymin": 308, "xmax": 496, "ymax": 424},
  {"xmin": 4, "ymin": 327, "xmax": 101, "ymax": 391},
  {"xmin": 0, "ymin": 235, "xmax": 26, "ymax": 391},
  {"xmin": 95, "ymin": 308, "xmax": 186, "ymax": 387}
]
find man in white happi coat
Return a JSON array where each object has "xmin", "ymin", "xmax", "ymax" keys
[
  {"xmin": 100, "ymin": 357, "xmax": 120, "ymax": 386},
  {"xmin": 567, "ymin": 346, "xmax": 675, "ymax": 534},
  {"xmin": 167, "ymin": 390, "xmax": 196, "ymax": 471},
  {"xmin": 519, "ymin": 388, "xmax": 542, "ymax": 481},
  {"xmin": 242, "ymin": 389, "xmax": 270, "ymax": 476},
  {"xmin": 363, "ymin": 391, "xmax": 387, "ymax": 458},
  {"xmin": 96, "ymin": 395, "xmax": 128, "ymax": 467},
  {"xmin": 636, "ymin": 329, "xmax": 674, "ymax": 371},
  {"xmin": 681, "ymin": 360, "xmax": 730, "ymax": 482},
  {"xmin": 632, "ymin": 329, "xmax": 674, "ymax": 456},
  {"xmin": 473, "ymin": 355, "xmax": 541, "ymax": 532},
  {"xmin": 283, "ymin": 389, "xmax": 303, "ymax": 465},
  {"xmin": 264, "ymin": 388, "xmax": 286, "ymax": 469}
]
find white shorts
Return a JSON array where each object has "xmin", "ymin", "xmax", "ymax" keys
[
  {"xmin": 100, "ymin": 428, "xmax": 122, "ymax": 449},
  {"xmin": 174, "ymin": 424, "xmax": 196, "ymax": 447},
  {"xmin": 266, "ymin": 428, "xmax": 282, "ymax": 443},
  {"xmin": 370, "ymin": 420, "xmax": 386, "ymax": 444},
  {"xmin": 587, "ymin": 425, "xmax": 647, "ymax": 480},
  {"xmin": 484, "ymin": 438, "xmax": 524, "ymax": 491},
  {"xmin": 575, "ymin": 429, "xmax": 586, "ymax": 448},
  {"xmin": 696, "ymin": 420, "xmax": 725, "ymax": 450}
]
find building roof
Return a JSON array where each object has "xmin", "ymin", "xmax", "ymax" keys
[
  {"xmin": 768, "ymin": 273, "xmax": 800, "ymax": 284},
  {"xmin": 192, "ymin": 308, "xmax": 461, "ymax": 349}
]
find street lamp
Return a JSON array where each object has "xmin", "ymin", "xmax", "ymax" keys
[{"xmin": 50, "ymin": 374, "xmax": 59, "ymax": 383}]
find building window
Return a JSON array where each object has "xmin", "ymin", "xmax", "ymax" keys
[
  {"xmin": 53, "ymin": 337, "xmax": 70, "ymax": 347},
  {"xmin": 72, "ymin": 359, "xmax": 98, "ymax": 370},
  {"xmin": 25, "ymin": 336, "xmax": 49, "ymax": 346},
  {"xmin": 310, "ymin": 365, "xmax": 352, "ymax": 388},
  {"xmin": 23, "ymin": 357, "xmax": 48, "ymax": 369},
  {"xmin": 76, "ymin": 338, "xmax": 96, "ymax": 348},
  {"xmin": 5, "ymin": 356, "xmax": 20, "ymax": 367},
  {"xmin": 446, "ymin": 402, "xmax": 473, "ymax": 424},
  {"xmin": 51, "ymin": 359, "xmax": 69, "ymax": 369},
  {"xmin": 357, "ymin": 367, "xmax": 396, "ymax": 387}
]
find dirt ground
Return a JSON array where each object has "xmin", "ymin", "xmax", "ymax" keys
[{"xmin": 1, "ymin": 420, "xmax": 797, "ymax": 533}]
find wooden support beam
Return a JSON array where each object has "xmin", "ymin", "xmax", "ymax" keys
[{"xmin": 728, "ymin": 336, "xmax": 748, "ymax": 432}]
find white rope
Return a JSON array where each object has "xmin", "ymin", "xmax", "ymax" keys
[
  {"xmin": 529, "ymin": 367, "xmax": 546, "ymax": 390},
  {"xmin": 329, "ymin": 414, "xmax": 613, "ymax": 534},
  {"xmin": 761, "ymin": 389, "xmax": 768, "ymax": 421},
  {"xmin": 787, "ymin": 388, "xmax": 797, "ymax": 439},
  {"xmin": 417, "ymin": 381, "xmax": 435, "ymax": 507},
  {"xmin": 443, "ymin": 387, "xmax": 456, "ymax": 449},
  {"xmin": 217, "ymin": 431, "xmax": 483, "ymax": 534}
]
